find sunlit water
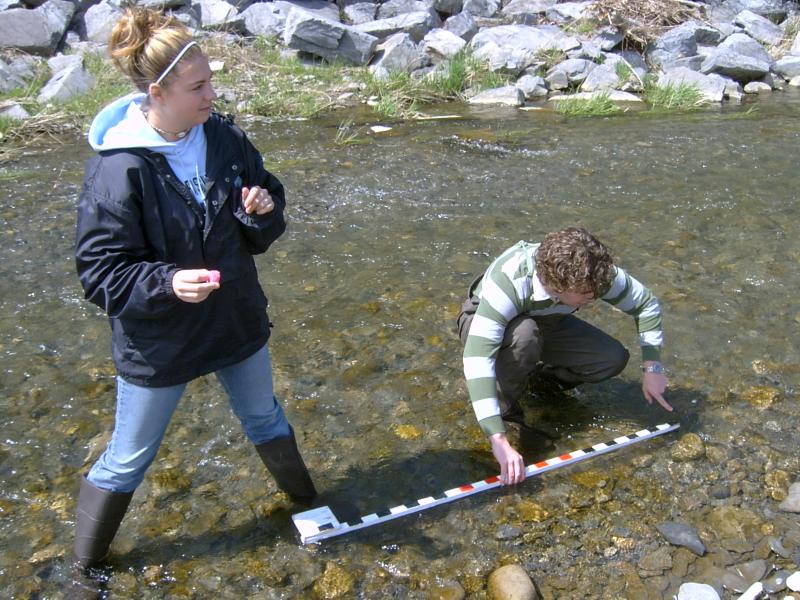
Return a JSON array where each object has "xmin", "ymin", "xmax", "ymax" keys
[{"xmin": 1, "ymin": 95, "xmax": 799, "ymax": 598}]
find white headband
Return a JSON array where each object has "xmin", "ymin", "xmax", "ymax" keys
[{"xmin": 155, "ymin": 41, "xmax": 199, "ymax": 85}]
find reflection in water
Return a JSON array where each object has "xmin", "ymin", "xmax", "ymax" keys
[{"xmin": 1, "ymin": 98, "xmax": 799, "ymax": 597}]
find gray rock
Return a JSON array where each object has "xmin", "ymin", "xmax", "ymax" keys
[
  {"xmin": 724, "ymin": 0, "xmax": 789, "ymax": 21},
  {"xmin": 0, "ymin": 0, "xmax": 75, "ymax": 56},
  {"xmin": 545, "ymin": 0, "xmax": 592, "ymax": 23},
  {"xmin": 0, "ymin": 60, "xmax": 27, "ymax": 93},
  {"xmin": 370, "ymin": 32, "xmax": 427, "ymax": 75},
  {"xmin": 462, "ymin": 0, "xmax": 500, "ymax": 18},
  {"xmin": 501, "ymin": 0, "xmax": 556, "ymax": 16},
  {"xmin": 549, "ymin": 90, "xmax": 641, "ymax": 102},
  {"xmin": 515, "ymin": 73, "xmax": 547, "ymax": 98},
  {"xmin": 47, "ymin": 53, "xmax": 82, "ymax": 73},
  {"xmin": 788, "ymin": 571, "xmax": 800, "ymax": 592},
  {"xmin": 646, "ymin": 21, "xmax": 723, "ymax": 69},
  {"xmin": 545, "ymin": 68, "xmax": 569, "ymax": 89},
  {"xmin": 701, "ymin": 32, "xmax": 774, "ymax": 83},
  {"xmin": 241, "ymin": 3, "xmax": 286, "ymax": 37},
  {"xmin": 744, "ymin": 80, "xmax": 772, "ymax": 92},
  {"xmin": 357, "ymin": 10, "xmax": 441, "ymax": 43},
  {"xmin": 37, "ymin": 63, "xmax": 94, "ymax": 103},
  {"xmin": 763, "ymin": 570, "xmax": 791, "ymax": 594},
  {"xmin": 84, "ymin": 1, "xmax": 123, "ymax": 44},
  {"xmin": 0, "ymin": 101, "xmax": 30, "ymax": 120},
  {"xmin": 467, "ymin": 85, "xmax": 524, "ymax": 106},
  {"xmin": 791, "ymin": 32, "xmax": 800, "ymax": 56},
  {"xmin": 433, "ymin": 0, "xmax": 462, "ymax": 15},
  {"xmin": 790, "ymin": 75, "xmax": 800, "ymax": 86},
  {"xmin": 773, "ymin": 55, "xmax": 800, "ymax": 78},
  {"xmin": 676, "ymin": 582, "xmax": 720, "ymax": 600},
  {"xmin": 422, "ymin": 28, "xmax": 465, "ymax": 62},
  {"xmin": 487, "ymin": 564, "xmax": 537, "ymax": 600},
  {"xmin": 734, "ymin": 559, "xmax": 768, "ymax": 582},
  {"xmin": 778, "ymin": 482, "xmax": 800, "ymax": 512},
  {"xmin": 580, "ymin": 62, "xmax": 620, "ymax": 92},
  {"xmin": 443, "ymin": 11, "xmax": 476, "ymax": 41},
  {"xmin": 0, "ymin": 0, "xmax": 21, "ymax": 8},
  {"xmin": 376, "ymin": 0, "xmax": 433, "ymax": 19},
  {"xmin": 658, "ymin": 67, "xmax": 725, "ymax": 102},
  {"xmin": 593, "ymin": 25, "xmax": 623, "ymax": 51},
  {"xmin": 720, "ymin": 570, "xmax": 750, "ymax": 593},
  {"xmin": 343, "ymin": 3, "xmax": 378, "ymax": 26},
  {"xmin": 547, "ymin": 57, "xmax": 596, "ymax": 84},
  {"xmin": 767, "ymin": 536, "xmax": 791, "ymax": 558},
  {"xmin": 734, "ymin": 10, "xmax": 783, "ymax": 46},
  {"xmin": 273, "ymin": 0, "xmax": 340, "ymax": 21},
  {"xmin": 285, "ymin": 7, "xmax": 378, "ymax": 65},
  {"xmin": 195, "ymin": 0, "xmax": 245, "ymax": 31},
  {"xmin": 469, "ymin": 24, "xmax": 566, "ymax": 73},
  {"xmin": 6, "ymin": 54, "xmax": 39, "ymax": 81}
]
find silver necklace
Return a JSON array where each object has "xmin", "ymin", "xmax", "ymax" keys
[{"xmin": 142, "ymin": 108, "xmax": 190, "ymax": 139}]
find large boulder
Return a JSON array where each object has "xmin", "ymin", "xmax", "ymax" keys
[
  {"xmin": 723, "ymin": 0, "xmax": 790, "ymax": 21},
  {"xmin": 0, "ymin": 0, "xmax": 75, "ymax": 56},
  {"xmin": 773, "ymin": 55, "xmax": 800, "ymax": 78},
  {"xmin": 443, "ymin": 11, "xmax": 476, "ymax": 41},
  {"xmin": 376, "ymin": 0, "xmax": 434, "ymax": 19},
  {"xmin": 659, "ymin": 66, "xmax": 727, "ymax": 102},
  {"xmin": 700, "ymin": 32, "xmax": 774, "ymax": 82},
  {"xmin": 422, "ymin": 28, "xmax": 466, "ymax": 62},
  {"xmin": 646, "ymin": 21, "xmax": 722, "ymax": 69},
  {"xmin": 285, "ymin": 6, "xmax": 378, "ymax": 65},
  {"xmin": 343, "ymin": 3, "xmax": 378, "ymax": 25},
  {"xmin": 467, "ymin": 84, "xmax": 524, "ymax": 106},
  {"xmin": 733, "ymin": 9, "xmax": 783, "ymax": 46},
  {"xmin": 369, "ymin": 32, "xmax": 428, "ymax": 76},
  {"xmin": 501, "ymin": 0, "xmax": 556, "ymax": 17},
  {"xmin": 84, "ymin": 1, "xmax": 123, "ymax": 44},
  {"xmin": 545, "ymin": 0, "xmax": 593, "ymax": 23},
  {"xmin": 195, "ymin": 0, "xmax": 245, "ymax": 31},
  {"xmin": 462, "ymin": 0, "xmax": 500, "ymax": 18},
  {"xmin": 356, "ymin": 10, "xmax": 441, "ymax": 43},
  {"xmin": 580, "ymin": 63, "xmax": 620, "ymax": 92},
  {"xmin": 469, "ymin": 24, "xmax": 572, "ymax": 73},
  {"xmin": 274, "ymin": 0, "xmax": 340, "ymax": 21},
  {"xmin": 241, "ymin": 2, "xmax": 286, "ymax": 37},
  {"xmin": 547, "ymin": 57, "xmax": 596, "ymax": 84},
  {"xmin": 37, "ymin": 62, "xmax": 94, "ymax": 103}
]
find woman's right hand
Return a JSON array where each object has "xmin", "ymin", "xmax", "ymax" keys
[
  {"xmin": 172, "ymin": 269, "xmax": 220, "ymax": 303},
  {"xmin": 489, "ymin": 433, "xmax": 526, "ymax": 485}
]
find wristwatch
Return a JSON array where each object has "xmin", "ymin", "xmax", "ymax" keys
[{"xmin": 642, "ymin": 362, "xmax": 666, "ymax": 374}]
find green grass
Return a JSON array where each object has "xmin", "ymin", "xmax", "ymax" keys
[
  {"xmin": 643, "ymin": 81, "xmax": 706, "ymax": 110},
  {"xmin": 555, "ymin": 93, "xmax": 622, "ymax": 116}
]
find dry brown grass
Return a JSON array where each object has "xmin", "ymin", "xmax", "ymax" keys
[{"xmin": 591, "ymin": 0, "xmax": 706, "ymax": 47}]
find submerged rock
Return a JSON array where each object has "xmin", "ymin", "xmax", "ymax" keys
[
  {"xmin": 676, "ymin": 582, "xmax": 720, "ymax": 600},
  {"xmin": 313, "ymin": 562, "xmax": 355, "ymax": 599},
  {"xmin": 778, "ymin": 482, "xmax": 800, "ymax": 512},
  {"xmin": 671, "ymin": 433, "xmax": 706, "ymax": 462},
  {"xmin": 656, "ymin": 521, "xmax": 706, "ymax": 556},
  {"xmin": 487, "ymin": 564, "xmax": 537, "ymax": 600}
]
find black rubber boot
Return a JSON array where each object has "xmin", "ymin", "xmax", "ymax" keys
[
  {"xmin": 255, "ymin": 430, "xmax": 317, "ymax": 503},
  {"xmin": 74, "ymin": 475, "xmax": 133, "ymax": 568}
]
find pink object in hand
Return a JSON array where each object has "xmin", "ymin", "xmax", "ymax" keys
[{"xmin": 207, "ymin": 270, "xmax": 221, "ymax": 284}]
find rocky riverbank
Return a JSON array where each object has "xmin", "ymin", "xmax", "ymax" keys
[{"xmin": 2, "ymin": 0, "xmax": 800, "ymax": 139}]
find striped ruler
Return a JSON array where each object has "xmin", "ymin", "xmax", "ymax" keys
[{"xmin": 292, "ymin": 423, "xmax": 680, "ymax": 544}]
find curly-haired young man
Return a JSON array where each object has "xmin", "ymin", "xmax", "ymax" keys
[{"xmin": 456, "ymin": 227, "xmax": 671, "ymax": 485}]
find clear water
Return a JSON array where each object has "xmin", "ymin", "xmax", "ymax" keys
[{"xmin": 1, "ymin": 95, "xmax": 799, "ymax": 598}]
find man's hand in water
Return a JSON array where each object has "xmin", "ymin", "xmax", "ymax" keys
[{"xmin": 489, "ymin": 433, "xmax": 526, "ymax": 485}]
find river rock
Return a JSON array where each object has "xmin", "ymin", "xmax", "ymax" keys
[
  {"xmin": 196, "ymin": 0, "xmax": 245, "ymax": 31},
  {"xmin": 515, "ymin": 74, "xmax": 547, "ymax": 98},
  {"xmin": 0, "ymin": 100, "xmax": 29, "ymax": 120},
  {"xmin": 773, "ymin": 55, "xmax": 800, "ymax": 79},
  {"xmin": 676, "ymin": 582, "xmax": 720, "ymax": 600},
  {"xmin": 463, "ymin": 0, "xmax": 500, "ymax": 18},
  {"xmin": 744, "ymin": 81, "xmax": 772, "ymax": 93},
  {"xmin": 443, "ymin": 11, "xmax": 476, "ymax": 41},
  {"xmin": 778, "ymin": 482, "xmax": 800, "ymax": 512},
  {"xmin": 343, "ymin": 3, "xmax": 378, "ymax": 25},
  {"xmin": 592, "ymin": 25, "xmax": 624, "ymax": 51},
  {"xmin": 725, "ymin": 0, "xmax": 790, "ymax": 21},
  {"xmin": 656, "ymin": 521, "xmax": 706, "ymax": 556},
  {"xmin": 433, "ymin": 0, "xmax": 462, "ymax": 15},
  {"xmin": 422, "ymin": 28, "xmax": 466, "ymax": 62},
  {"xmin": 545, "ymin": 1, "xmax": 592, "ymax": 23},
  {"xmin": 579, "ymin": 63, "xmax": 619, "ymax": 92},
  {"xmin": 370, "ymin": 32, "xmax": 427, "ymax": 75},
  {"xmin": 357, "ymin": 10, "xmax": 440, "ymax": 43},
  {"xmin": 659, "ymin": 68, "xmax": 728, "ymax": 102},
  {"xmin": 671, "ymin": 432, "xmax": 706, "ymax": 461},
  {"xmin": 468, "ymin": 85, "xmax": 524, "ymax": 106},
  {"xmin": 734, "ymin": 558, "xmax": 768, "ymax": 582},
  {"xmin": 547, "ymin": 57, "xmax": 595, "ymax": 84},
  {"xmin": 84, "ymin": 1, "xmax": 123, "ymax": 44},
  {"xmin": 312, "ymin": 561, "xmax": 355, "ymax": 598},
  {"xmin": 0, "ymin": 60, "xmax": 27, "ymax": 93},
  {"xmin": 763, "ymin": 569, "xmax": 791, "ymax": 593},
  {"xmin": 638, "ymin": 546, "xmax": 673, "ymax": 572},
  {"xmin": 241, "ymin": 2, "xmax": 286, "ymax": 37},
  {"xmin": 376, "ymin": 0, "xmax": 434, "ymax": 19},
  {"xmin": 0, "ymin": 0, "xmax": 75, "ymax": 56},
  {"xmin": 788, "ymin": 571, "xmax": 800, "ymax": 591},
  {"xmin": 734, "ymin": 9, "xmax": 783, "ymax": 46},
  {"xmin": 487, "ymin": 564, "xmax": 537, "ymax": 600},
  {"xmin": 37, "ymin": 63, "xmax": 94, "ymax": 103},
  {"xmin": 646, "ymin": 21, "xmax": 722, "ymax": 70},
  {"xmin": 701, "ymin": 33, "xmax": 774, "ymax": 83},
  {"xmin": 274, "ymin": 0, "xmax": 341, "ymax": 20},
  {"xmin": 469, "ymin": 24, "xmax": 568, "ymax": 73},
  {"xmin": 287, "ymin": 7, "xmax": 378, "ymax": 65},
  {"xmin": 706, "ymin": 505, "xmax": 764, "ymax": 544}
]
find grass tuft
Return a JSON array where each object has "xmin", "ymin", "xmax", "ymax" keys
[
  {"xmin": 555, "ymin": 93, "xmax": 622, "ymax": 116},
  {"xmin": 643, "ymin": 81, "xmax": 706, "ymax": 110}
]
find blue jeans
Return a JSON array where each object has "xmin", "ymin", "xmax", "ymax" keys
[{"xmin": 87, "ymin": 345, "xmax": 290, "ymax": 493}]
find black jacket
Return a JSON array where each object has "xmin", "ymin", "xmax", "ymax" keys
[{"xmin": 76, "ymin": 113, "xmax": 286, "ymax": 386}]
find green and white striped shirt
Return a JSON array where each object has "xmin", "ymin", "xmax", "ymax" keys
[{"xmin": 463, "ymin": 241, "xmax": 663, "ymax": 436}]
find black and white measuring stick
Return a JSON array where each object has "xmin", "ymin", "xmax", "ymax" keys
[{"xmin": 292, "ymin": 422, "xmax": 680, "ymax": 544}]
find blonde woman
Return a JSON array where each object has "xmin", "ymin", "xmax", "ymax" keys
[{"xmin": 74, "ymin": 7, "xmax": 315, "ymax": 567}]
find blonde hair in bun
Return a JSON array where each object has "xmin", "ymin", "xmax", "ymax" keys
[{"xmin": 109, "ymin": 7, "xmax": 201, "ymax": 92}]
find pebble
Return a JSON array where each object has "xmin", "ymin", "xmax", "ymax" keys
[
  {"xmin": 778, "ymin": 482, "xmax": 800, "ymax": 513},
  {"xmin": 495, "ymin": 524, "xmax": 523, "ymax": 540},
  {"xmin": 763, "ymin": 570, "xmax": 791, "ymax": 594},
  {"xmin": 487, "ymin": 564, "xmax": 537, "ymax": 600},
  {"xmin": 676, "ymin": 582, "xmax": 720, "ymax": 600},
  {"xmin": 788, "ymin": 571, "xmax": 800, "ymax": 592},
  {"xmin": 671, "ymin": 433, "xmax": 706, "ymax": 462},
  {"xmin": 735, "ymin": 559, "xmax": 767, "ymax": 582},
  {"xmin": 768, "ymin": 536, "xmax": 791, "ymax": 558},
  {"xmin": 656, "ymin": 521, "xmax": 706, "ymax": 556},
  {"xmin": 735, "ymin": 581, "xmax": 763, "ymax": 600}
]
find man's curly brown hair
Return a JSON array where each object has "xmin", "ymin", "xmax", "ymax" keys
[{"xmin": 535, "ymin": 227, "xmax": 615, "ymax": 298}]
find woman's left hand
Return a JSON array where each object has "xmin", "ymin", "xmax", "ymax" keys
[{"xmin": 242, "ymin": 186, "xmax": 275, "ymax": 215}]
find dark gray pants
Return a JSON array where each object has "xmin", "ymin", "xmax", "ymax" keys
[{"xmin": 456, "ymin": 280, "xmax": 629, "ymax": 416}]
